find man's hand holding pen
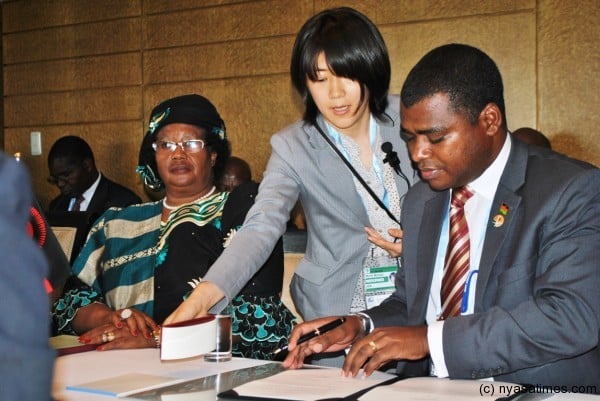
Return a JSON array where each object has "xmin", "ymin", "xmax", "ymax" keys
[
  {"xmin": 282, "ymin": 315, "xmax": 430, "ymax": 379},
  {"xmin": 342, "ymin": 326, "xmax": 429, "ymax": 377},
  {"xmin": 281, "ymin": 316, "xmax": 363, "ymax": 369}
]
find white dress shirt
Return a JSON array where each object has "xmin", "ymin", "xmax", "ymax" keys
[
  {"xmin": 427, "ymin": 135, "xmax": 512, "ymax": 377},
  {"xmin": 68, "ymin": 172, "xmax": 101, "ymax": 212}
]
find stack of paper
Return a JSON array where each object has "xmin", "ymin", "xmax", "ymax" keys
[{"xmin": 66, "ymin": 373, "xmax": 186, "ymax": 397}]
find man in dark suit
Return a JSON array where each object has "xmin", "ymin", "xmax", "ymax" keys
[
  {"xmin": 0, "ymin": 152, "xmax": 55, "ymax": 400},
  {"xmin": 47, "ymin": 135, "xmax": 141, "ymax": 217},
  {"xmin": 47, "ymin": 136, "xmax": 141, "ymax": 260},
  {"xmin": 283, "ymin": 44, "xmax": 599, "ymax": 392}
]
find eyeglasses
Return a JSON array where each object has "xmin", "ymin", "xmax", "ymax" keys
[{"xmin": 152, "ymin": 139, "xmax": 206, "ymax": 153}]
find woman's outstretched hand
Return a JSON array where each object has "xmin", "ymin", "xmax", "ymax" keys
[{"xmin": 164, "ymin": 281, "xmax": 225, "ymax": 324}]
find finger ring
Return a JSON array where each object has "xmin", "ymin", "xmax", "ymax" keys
[
  {"xmin": 120, "ymin": 308, "xmax": 133, "ymax": 320},
  {"xmin": 369, "ymin": 340, "xmax": 378, "ymax": 352},
  {"xmin": 102, "ymin": 332, "xmax": 109, "ymax": 343},
  {"xmin": 106, "ymin": 332, "xmax": 116, "ymax": 342}
]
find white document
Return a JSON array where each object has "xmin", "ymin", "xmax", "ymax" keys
[
  {"xmin": 227, "ymin": 367, "xmax": 395, "ymax": 401},
  {"xmin": 66, "ymin": 373, "xmax": 186, "ymax": 397},
  {"xmin": 53, "ymin": 348, "xmax": 270, "ymax": 401},
  {"xmin": 160, "ymin": 316, "xmax": 217, "ymax": 360}
]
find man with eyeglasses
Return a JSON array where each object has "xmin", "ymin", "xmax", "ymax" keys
[
  {"xmin": 47, "ymin": 135, "xmax": 141, "ymax": 215},
  {"xmin": 47, "ymin": 136, "xmax": 141, "ymax": 261}
]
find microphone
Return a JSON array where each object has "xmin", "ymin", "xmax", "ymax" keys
[{"xmin": 382, "ymin": 142, "xmax": 401, "ymax": 175}]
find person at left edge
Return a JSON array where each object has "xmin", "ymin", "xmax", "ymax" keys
[
  {"xmin": 0, "ymin": 151, "xmax": 54, "ymax": 401},
  {"xmin": 52, "ymin": 94, "xmax": 295, "ymax": 360}
]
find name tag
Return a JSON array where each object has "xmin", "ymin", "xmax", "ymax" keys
[{"xmin": 364, "ymin": 264, "xmax": 397, "ymax": 309}]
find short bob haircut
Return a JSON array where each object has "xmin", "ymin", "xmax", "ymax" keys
[
  {"xmin": 401, "ymin": 43, "xmax": 507, "ymax": 128},
  {"xmin": 290, "ymin": 7, "xmax": 391, "ymax": 125}
]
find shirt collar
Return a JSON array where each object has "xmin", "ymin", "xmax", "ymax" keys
[
  {"xmin": 468, "ymin": 134, "xmax": 512, "ymax": 200},
  {"xmin": 81, "ymin": 171, "xmax": 101, "ymax": 202}
]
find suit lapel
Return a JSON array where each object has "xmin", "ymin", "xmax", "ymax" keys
[
  {"xmin": 86, "ymin": 175, "xmax": 107, "ymax": 215},
  {"xmin": 408, "ymin": 190, "xmax": 448, "ymax": 317},
  {"xmin": 306, "ymin": 121, "xmax": 369, "ymax": 225},
  {"xmin": 475, "ymin": 141, "xmax": 528, "ymax": 309}
]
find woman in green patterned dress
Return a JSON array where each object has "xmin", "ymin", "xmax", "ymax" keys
[{"xmin": 52, "ymin": 94, "xmax": 296, "ymax": 359}]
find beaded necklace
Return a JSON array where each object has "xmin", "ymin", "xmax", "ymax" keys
[{"xmin": 162, "ymin": 186, "xmax": 216, "ymax": 210}]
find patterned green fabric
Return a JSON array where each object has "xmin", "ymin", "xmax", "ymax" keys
[
  {"xmin": 231, "ymin": 294, "xmax": 297, "ymax": 360},
  {"xmin": 52, "ymin": 192, "xmax": 296, "ymax": 360},
  {"xmin": 157, "ymin": 192, "xmax": 225, "ymax": 250},
  {"xmin": 56, "ymin": 196, "xmax": 227, "ymax": 333},
  {"xmin": 52, "ymin": 278, "xmax": 103, "ymax": 334}
]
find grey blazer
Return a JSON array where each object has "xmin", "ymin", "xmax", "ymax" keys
[
  {"xmin": 368, "ymin": 138, "xmax": 600, "ymax": 390},
  {"xmin": 205, "ymin": 96, "xmax": 416, "ymax": 320}
]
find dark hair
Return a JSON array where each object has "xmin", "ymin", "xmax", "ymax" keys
[
  {"xmin": 202, "ymin": 126, "xmax": 231, "ymax": 185},
  {"xmin": 400, "ymin": 43, "xmax": 506, "ymax": 128},
  {"xmin": 225, "ymin": 156, "xmax": 252, "ymax": 181},
  {"xmin": 137, "ymin": 94, "xmax": 230, "ymax": 191},
  {"xmin": 290, "ymin": 7, "xmax": 391, "ymax": 124},
  {"xmin": 48, "ymin": 135, "xmax": 95, "ymax": 167},
  {"xmin": 512, "ymin": 127, "xmax": 552, "ymax": 149}
]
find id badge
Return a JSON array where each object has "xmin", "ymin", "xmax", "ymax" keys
[{"xmin": 363, "ymin": 256, "xmax": 398, "ymax": 309}]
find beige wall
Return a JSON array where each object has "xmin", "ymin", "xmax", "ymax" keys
[{"xmin": 2, "ymin": 0, "xmax": 598, "ymax": 209}]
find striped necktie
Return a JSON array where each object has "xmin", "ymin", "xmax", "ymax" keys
[
  {"xmin": 72, "ymin": 195, "xmax": 85, "ymax": 211},
  {"xmin": 440, "ymin": 186, "xmax": 474, "ymax": 320}
]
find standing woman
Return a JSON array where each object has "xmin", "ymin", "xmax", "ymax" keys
[
  {"xmin": 166, "ymin": 7, "xmax": 416, "ymax": 363},
  {"xmin": 52, "ymin": 94, "xmax": 295, "ymax": 360}
]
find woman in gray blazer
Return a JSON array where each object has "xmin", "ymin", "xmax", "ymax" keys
[{"xmin": 166, "ymin": 7, "xmax": 416, "ymax": 363}]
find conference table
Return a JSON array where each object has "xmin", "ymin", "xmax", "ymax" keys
[
  {"xmin": 52, "ymin": 347, "xmax": 598, "ymax": 401},
  {"xmin": 52, "ymin": 348, "xmax": 284, "ymax": 400}
]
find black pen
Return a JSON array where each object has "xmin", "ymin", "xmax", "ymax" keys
[{"xmin": 270, "ymin": 317, "xmax": 346, "ymax": 356}]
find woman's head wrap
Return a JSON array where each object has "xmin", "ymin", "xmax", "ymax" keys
[{"xmin": 137, "ymin": 94, "xmax": 227, "ymax": 192}]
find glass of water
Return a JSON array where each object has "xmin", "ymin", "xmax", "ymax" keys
[{"xmin": 204, "ymin": 304, "xmax": 232, "ymax": 362}]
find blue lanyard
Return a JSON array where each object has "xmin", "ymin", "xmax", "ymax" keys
[
  {"xmin": 461, "ymin": 270, "xmax": 478, "ymax": 313},
  {"xmin": 68, "ymin": 197, "xmax": 77, "ymax": 211}
]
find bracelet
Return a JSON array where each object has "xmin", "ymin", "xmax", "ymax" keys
[
  {"xmin": 152, "ymin": 328, "xmax": 161, "ymax": 348},
  {"xmin": 350, "ymin": 312, "xmax": 372, "ymax": 337}
]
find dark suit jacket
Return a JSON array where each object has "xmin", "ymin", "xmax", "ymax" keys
[
  {"xmin": 48, "ymin": 175, "xmax": 141, "ymax": 261},
  {"xmin": 0, "ymin": 153, "xmax": 55, "ymax": 400},
  {"xmin": 48, "ymin": 174, "xmax": 141, "ymax": 220},
  {"xmin": 368, "ymin": 138, "xmax": 600, "ymax": 390}
]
